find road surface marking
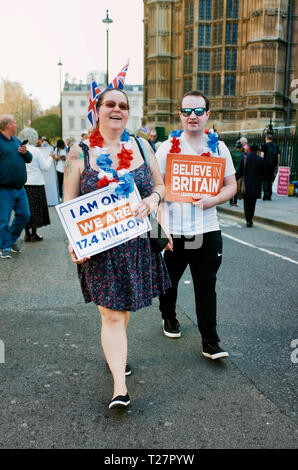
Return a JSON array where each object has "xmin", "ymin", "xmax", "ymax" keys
[{"xmin": 222, "ymin": 232, "xmax": 298, "ymax": 265}]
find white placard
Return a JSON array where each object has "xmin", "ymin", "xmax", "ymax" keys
[{"xmin": 56, "ymin": 184, "xmax": 151, "ymax": 260}]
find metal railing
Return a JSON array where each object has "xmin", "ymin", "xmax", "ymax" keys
[{"xmin": 222, "ymin": 134, "xmax": 298, "ymax": 182}]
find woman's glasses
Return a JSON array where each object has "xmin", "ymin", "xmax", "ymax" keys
[
  {"xmin": 180, "ymin": 107, "xmax": 207, "ymax": 117},
  {"xmin": 102, "ymin": 100, "xmax": 130, "ymax": 111}
]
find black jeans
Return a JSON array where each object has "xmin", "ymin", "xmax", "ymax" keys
[
  {"xmin": 263, "ymin": 167, "xmax": 276, "ymax": 200},
  {"xmin": 243, "ymin": 196, "xmax": 257, "ymax": 223},
  {"xmin": 57, "ymin": 171, "xmax": 64, "ymax": 199},
  {"xmin": 159, "ymin": 231, "xmax": 222, "ymax": 345}
]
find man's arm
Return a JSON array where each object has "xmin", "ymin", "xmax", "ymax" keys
[
  {"xmin": 18, "ymin": 145, "xmax": 32, "ymax": 163},
  {"xmin": 192, "ymin": 174, "xmax": 237, "ymax": 210}
]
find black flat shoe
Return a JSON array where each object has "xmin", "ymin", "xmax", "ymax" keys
[
  {"xmin": 30, "ymin": 234, "xmax": 43, "ymax": 242},
  {"xmin": 106, "ymin": 364, "xmax": 132, "ymax": 376},
  {"xmin": 109, "ymin": 393, "xmax": 130, "ymax": 409},
  {"xmin": 125, "ymin": 364, "xmax": 132, "ymax": 376}
]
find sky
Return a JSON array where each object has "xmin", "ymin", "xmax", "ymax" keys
[{"xmin": 1, "ymin": 0, "xmax": 144, "ymax": 110}]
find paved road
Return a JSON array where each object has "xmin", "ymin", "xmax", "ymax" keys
[
  {"xmin": 0, "ymin": 208, "xmax": 297, "ymax": 449},
  {"xmin": 177, "ymin": 214, "xmax": 298, "ymax": 425}
]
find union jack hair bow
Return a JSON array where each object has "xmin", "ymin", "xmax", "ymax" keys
[
  {"xmin": 106, "ymin": 60, "xmax": 130, "ymax": 91},
  {"xmin": 88, "ymin": 78, "xmax": 102, "ymax": 127}
]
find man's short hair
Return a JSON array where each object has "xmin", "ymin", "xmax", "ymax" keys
[
  {"xmin": 250, "ymin": 143, "xmax": 259, "ymax": 153},
  {"xmin": 181, "ymin": 90, "xmax": 210, "ymax": 111},
  {"xmin": 0, "ymin": 114, "xmax": 14, "ymax": 131},
  {"xmin": 266, "ymin": 134, "xmax": 273, "ymax": 140}
]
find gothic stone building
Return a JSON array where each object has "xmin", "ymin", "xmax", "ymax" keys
[{"xmin": 143, "ymin": 0, "xmax": 297, "ymax": 135}]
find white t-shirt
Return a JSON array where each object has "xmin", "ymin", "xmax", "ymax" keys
[
  {"xmin": 56, "ymin": 148, "xmax": 67, "ymax": 173},
  {"xmin": 156, "ymin": 132, "xmax": 235, "ymax": 235},
  {"xmin": 25, "ymin": 144, "xmax": 52, "ymax": 186}
]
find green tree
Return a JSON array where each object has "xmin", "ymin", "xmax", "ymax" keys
[{"xmin": 31, "ymin": 114, "xmax": 62, "ymax": 141}]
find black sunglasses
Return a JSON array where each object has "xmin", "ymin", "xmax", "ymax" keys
[{"xmin": 180, "ymin": 107, "xmax": 207, "ymax": 117}]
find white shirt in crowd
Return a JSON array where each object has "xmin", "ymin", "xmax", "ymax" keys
[
  {"xmin": 156, "ymin": 132, "xmax": 235, "ymax": 235},
  {"xmin": 25, "ymin": 144, "xmax": 53, "ymax": 186},
  {"xmin": 56, "ymin": 148, "xmax": 67, "ymax": 173}
]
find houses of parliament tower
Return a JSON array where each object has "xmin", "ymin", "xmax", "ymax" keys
[{"xmin": 143, "ymin": 0, "xmax": 297, "ymax": 134}]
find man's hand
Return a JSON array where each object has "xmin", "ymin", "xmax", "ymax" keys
[
  {"xmin": 18, "ymin": 145, "xmax": 28, "ymax": 155},
  {"xmin": 192, "ymin": 195, "xmax": 217, "ymax": 210}
]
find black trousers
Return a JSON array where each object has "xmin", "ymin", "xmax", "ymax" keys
[
  {"xmin": 263, "ymin": 167, "xmax": 276, "ymax": 200},
  {"xmin": 57, "ymin": 171, "xmax": 64, "ymax": 199},
  {"xmin": 159, "ymin": 231, "xmax": 222, "ymax": 346},
  {"xmin": 243, "ymin": 196, "xmax": 257, "ymax": 223}
]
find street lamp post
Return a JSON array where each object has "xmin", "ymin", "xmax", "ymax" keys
[
  {"xmin": 21, "ymin": 103, "xmax": 24, "ymax": 130},
  {"xmin": 102, "ymin": 9, "xmax": 113, "ymax": 86},
  {"xmin": 57, "ymin": 57, "xmax": 63, "ymax": 137},
  {"xmin": 29, "ymin": 93, "xmax": 32, "ymax": 124}
]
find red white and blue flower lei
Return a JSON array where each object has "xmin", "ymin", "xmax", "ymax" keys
[
  {"xmin": 89, "ymin": 128, "xmax": 135, "ymax": 198},
  {"xmin": 169, "ymin": 128, "xmax": 219, "ymax": 155}
]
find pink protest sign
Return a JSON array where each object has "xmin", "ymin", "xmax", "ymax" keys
[{"xmin": 277, "ymin": 167, "xmax": 290, "ymax": 196}]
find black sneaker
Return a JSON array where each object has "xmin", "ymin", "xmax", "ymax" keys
[
  {"xmin": 202, "ymin": 343, "xmax": 229, "ymax": 360},
  {"xmin": 11, "ymin": 243, "xmax": 21, "ymax": 253},
  {"xmin": 162, "ymin": 319, "xmax": 181, "ymax": 338},
  {"xmin": 109, "ymin": 393, "xmax": 130, "ymax": 409}
]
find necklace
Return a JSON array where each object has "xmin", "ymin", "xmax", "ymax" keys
[
  {"xmin": 89, "ymin": 128, "xmax": 135, "ymax": 197},
  {"xmin": 169, "ymin": 128, "xmax": 219, "ymax": 155}
]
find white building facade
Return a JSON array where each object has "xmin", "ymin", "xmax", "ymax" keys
[{"xmin": 62, "ymin": 78, "xmax": 143, "ymax": 143}]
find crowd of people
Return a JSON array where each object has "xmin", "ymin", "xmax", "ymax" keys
[
  {"xmin": 0, "ymin": 89, "xmax": 282, "ymax": 410},
  {"xmin": 229, "ymin": 133, "xmax": 280, "ymax": 226}
]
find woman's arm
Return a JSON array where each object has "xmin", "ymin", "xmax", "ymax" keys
[
  {"xmin": 63, "ymin": 145, "xmax": 89, "ymax": 264},
  {"xmin": 133, "ymin": 139, "xmax": 166, "ymax": 220},
  {"xmin": 63, "ymin": 145, "xmax": 84, "ymax": 201}
]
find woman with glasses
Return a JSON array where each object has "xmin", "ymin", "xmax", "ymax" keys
[
  {"xmin": 156, "ymin": 90, "xmax": 237, "ymax": 360},
  {"xmin": 63, "ymin": 88, "xmax": 170, "ymax": 410}
]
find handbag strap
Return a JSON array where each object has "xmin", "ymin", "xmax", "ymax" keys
[
  {"xmin": 135, "ymin": 136, "xmax": 149, "ymax": 167},
  {"xmin": 134, "ymin": 136, "xmax": 160, "ymax": 219}
]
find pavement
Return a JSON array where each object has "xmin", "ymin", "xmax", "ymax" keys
[
  {"xmin": 0, "ymin": 197, "xmax": 297, "ymax": 450},
  {"xmin": 218, "ymin": 194, "xmax": 298, "ymax": 234}
]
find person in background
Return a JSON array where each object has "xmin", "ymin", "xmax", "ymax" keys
[
  {"xmin": 42, "ymin": 138, "xmax": 51, "ymax": 147},
  {"xmin": 236, "ymin": 143, "xmax": 265, "ymax": 227},
  {"xmin": 36, "ymin": 136, "xmax": 43, "ymax": 147},
  {"xmin": 229, "ymin": 140, "xmax": 243, "ymax": 206},
  {"xmin": 81, "ymin": 131, "xmax": 88, "ymax": 141},
  {"xmin": 156, "ymin": 90, "xmax": 236, "ymax": 360},
  {"xmin": 65, "ymin": 138, "xmax": 75, "ymax": 154},
  {"xmin": 0, "ymin": 115, "xmax": 32, "ymax": 259},
  {"xmin": 148, "ymin": 128, "xmax": 161, "ymax": 153},
  {"xmin": 239, "ymin": 137, "xmax": 250, "ymax": 155},
  {"xmin": 52, "ymin": 139, "xmax": 66, "ymax": 200},
  {"xmin": 18, "ymin": 127, "xmax": 54, "ymax": 242},
  {"xmin": 261, "ymin": 134, "xmax": 280, "ymax": 201}
]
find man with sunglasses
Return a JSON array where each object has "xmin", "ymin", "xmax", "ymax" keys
[{"xmin": 156, "ymin": 90, "xmax": 237, "ymax": 360}]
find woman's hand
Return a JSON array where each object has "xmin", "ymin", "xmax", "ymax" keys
[
  {"xmin": 133, "ymin": 199, "xmax": 150, "ymax": 219},
  {"xmin": 133, "ymin": 193, "xmax": 159, "ymax": 220},
  {"xmin": 68, "ymin": 243, "xmax": 90, "ymax": 264},
  {"xmin": 164, "ymin": 234, "xmax": 173, "ymax": 252}
]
